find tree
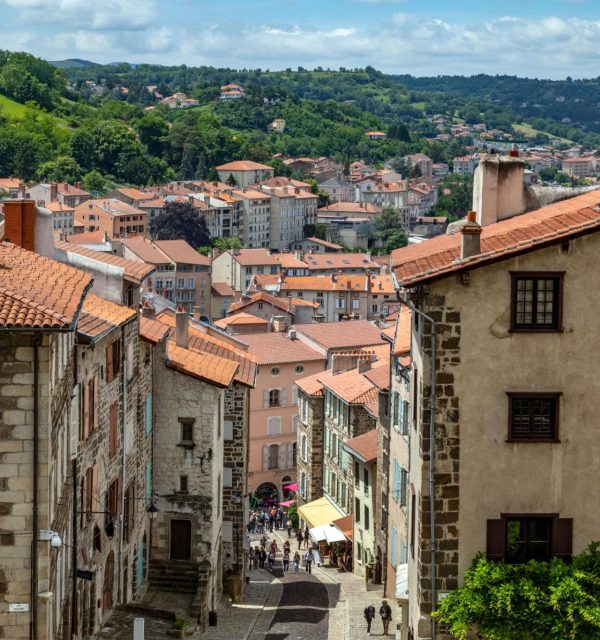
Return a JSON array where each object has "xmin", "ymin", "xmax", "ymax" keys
[
  {"xmin": 434, "ymin": 543, "xmax": 600, "ymax": 640},
  {"xmin": 81, "ymin": 170, "xmax": 112, "ymax": 194},
  {"xmin": 214, "ymin": 236, "xmax": 244, "ymax": 252},
  {"xmin": 69, "ymin": 129, "xmax": 96, "ymax": 171},
  {"xmin": 373, "ymin": 206, "xmax": 407, "ymax": 252},
  {"xmin": 226, "ymin": 173, "xmax": 237, "ymax": 186},
  {"xmin": 37, "ymin": 155, "xmax": 81, "ymax": 183},
  {"xmin": 150, "ymin": 201, "xmax": 210, "ymax": 248}
]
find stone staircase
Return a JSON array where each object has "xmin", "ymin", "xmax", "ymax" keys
[{"xmin": 148, "ymin": 561, "xmax": 199, "ymax": 594}]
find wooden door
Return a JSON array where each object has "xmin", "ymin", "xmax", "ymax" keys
[
  {"xmin": 102, "ymin": 551, "xmax": 114, "ymax": 613},
  {"xmin": 170, "ymin": 520, "xmax": 192, "ymax": 560}
]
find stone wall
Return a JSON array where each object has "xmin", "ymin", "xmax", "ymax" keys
[
  {"xmin": 295, "ymin": 393, "xmax": 324, "ymax": 506},
  {"xmin": 374, "ymin": 388, "xmax": 390, "ymax": 580}
]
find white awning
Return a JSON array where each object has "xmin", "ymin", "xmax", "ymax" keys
[
  {"xmin": 324, "ymin": 525, "xmax": 347, "ymax": 544},
  {"xmin": 309, "ymin": 525, "xmax": 329, "ymax": 542}
]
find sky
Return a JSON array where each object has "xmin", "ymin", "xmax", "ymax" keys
[{"xmin": 0, "ymin": 0, "xmax": 599, "ymax": 79}]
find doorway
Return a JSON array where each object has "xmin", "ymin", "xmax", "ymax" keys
[
  {"xmin": 170, "ymin": 520, "xmax": 192, "ymax": 560},
  {"xmin": 102, "ymin": 551, "xmax": 115, "ymax": 613}
]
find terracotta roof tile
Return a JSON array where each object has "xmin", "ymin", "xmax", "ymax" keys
[
  {"xmin": 56, "ymin": 240, "xmax": 155, "ymax": 283},
  {"xmin": 303, "ymin": 253, "xmax": 378, "ymax": 271},
  {"xmin": 228, "ymin": 291, "xmax": 309, "ymax": 315},
  {"xmin": 0, "ymin": 242, "xmax": 92, "ymax": 329},
  {"xmin": 363, "ymin": 363, "xmax": 390, "ymax": 391},
  {"xmin": 166, "ymin": 341, "xmax": 238, "ymax": 388},
  {"xmin": 305, "ymin": 237, "xmax": 343, "ymax": 250},
  {"xmin": 231, "ymin": 249, "xmax": 280, "ymax": 266},
  {"xmin": 241, "ymin": 333, "xmax": 326, "ymax": 365},
  {"xmin": 344, "ymin": 429, "xmax": 378, "ymax": 463},
  {"xmin": 212, "ymin": 282, "xmax": 235, "ymax": 297},
  {"xmin": 280, "ymin": 275, "xmax": 368, "ymax": 292},
  {"xmin": 217, "ymin": 160, "xmax": 272, "ymax": 171},
  {"xmin": 67, "ymin": 231, "xmax": 108, "ymax": 245},
  {"xmin": 293, "ymin": 320, "xmax": 387, "ymax": 351},
  {"xmin": 78, "ymin": 293, "xmax": 136, "ymax": 341},
  {"xmin": 154, "ymin": 240, "xmax": 211, "ymax": 266},
  {"xmin": 295, "ymin": 370, "xmax": 325, "ymax": 397},
  {"xmin": 139, "ymin": 316, "xmax": 171, "ymax": 344},
  {"xmin": 392, "ymin": 191, "xmax": 600, "ymax": 287},
  {"xmin": 320, "ymin": 366, "xmax": 378, "ymax": 405},
  {"xmin": 214, "ymin": 313, "xmax": 269, "ymax": 329}
]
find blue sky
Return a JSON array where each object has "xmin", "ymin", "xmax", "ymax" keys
[{"xmin": 0, "ymin": 0, "xmax": 598, "ymax": 78}]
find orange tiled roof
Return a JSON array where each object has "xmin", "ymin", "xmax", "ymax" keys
[
  {"xmin": 212, "ymin": 282, "xmax": 235, "ymax": 297},
  {"xmin": 121, "ymin": 237, "xmax": 170, "ymax": 264},
  {"xmin": 275, "ymin": 253, "xmax": 308, "ymax": 269},
  {"xmin": 295, "ymin": 370, "xmax": 325, "ymax": 397},
  {"xmin": 154, "ymin": 240, "xmax": 211, "ymax": 266},
  {"xmin": 67, "ymin": 231, "xmax": 107, "ymax": 245},
  {"xmin": 304, "ymin": 253, "xmax": 378, "ymax": 271},
  {"xmin": 344, "ymin": 429, "xmax": 378, "ymax": 463},
  {"xmin": 280, "ymin": 275, "xmax": 368, "ymax": 292},
  {"xmin": 139, "ymin": 315, "xmax": 171, "ymax": 344},
  {"xmin": 217, "ymin": 160, "xmax": 272, "ymax": 171},
  {"xmin": 318, "ymin": 202, "xmax": 382, "ymax": 215},
  {"xmin": 393, "ymin": 307, "xmax": 411, "ymax": 356},
  {"xmin": 305, "ymin": 237, "xmax": 343, "ymax": 250},
  {"xmin": 228, "ymin": 291, "xmax": 317, "ymax": 315},
  {"xmin": 78, "ymin": 293, "xmax": 136, "ymax": 341},
  {"xmin": 166, "ymin": 341, "xmax": 238, "ymax": 388},
  {"xmin": 57, "ymin": 183, "xmax": 89, "ymax": 197},
  {"xmin": 214, "ymin": 313, "xmax": 269, "ymax": 329},
  {"xmin": 156, "ymin": 310, "xmax": 257, "ymax": 387},
  {"xmin": 231, "ymin": 249, "xmax": 280, "ymax": 266},
  {"xmin": 114, "ymin": 188, "xmax": 150, "ymax": 201},
  {"xmin": 0, "ymin": 242, "xmax": 92, "ymax": 329},
  {"xmin": 293, "ymin": 320, "xmax": 387, "ymax": 351},
  {"xmin": 392, "ymin": 191, "xmax": 600, "ymax": 287},
  {"xmin": 364, "ymin": 362, "xmax": 390, "ymax": 391},
  {"xmin": 55, "ymin": 240, "xmax": 155, "ymax": 284},
  {"xmin": 241, "ymin": 332, "xmax": 326, "ymax": 366}
]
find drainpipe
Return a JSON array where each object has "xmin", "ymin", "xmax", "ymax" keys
[
  {"xmin": 397, "ymin": 292, "xmax": 437, "ymax": 639},
  {"xmin": 31, "ymin": 334, "xmax": 41, "ymax": 640},
  {"xmin": 118, "ymin": 332, "xmax": 127, "ymax": 603}
]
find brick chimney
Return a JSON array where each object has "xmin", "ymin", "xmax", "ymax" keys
[
  {"xmin": 3, "ymin": 200, "xmax": 36, "ymax": 251},
  {"xmin": 50, "ymin": 183, "xmax": 58, "ymax": 203},
  {"xmin": 141, "ymin": 299, "xmax": 156, "ymax": 318},
  {"xmin": 175, "ymin": 308, "xmax": 189, "ymax": 348},
  {"xmin": 460, "ymin": 211, "xmax": 482, "ymax": 259},
  {"xmin": 272, "ymin": 315, "xmax": 287, "ymax": 332}
]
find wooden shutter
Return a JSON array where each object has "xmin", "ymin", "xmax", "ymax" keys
[
  {"xmin": 82, "ymin": 382, "xmax": 89, "ymax": 441},
  {"xmin": 281, "ymin": 388, "xmax": 288, "ymax": 407},
  {"xmin": 552, "ymin": 518, "xmax": 573, "ymax": 561},
  {"xmin": 93, "ymin": 376, "xmax": 99, "ymax": 431},
  {"xmin": 286, "ymin": 443, "xmax": 293, "ymax": 469},
  {"xmin": 292, "ymin": 386, "xmax": 298, "ymax": 405},
  {"xmin": 262, "ymin": 445, "xmax": 269, "ymax": 471},
  {"xmin": 263, "ymin": 390, "xmax": 270, "ymax": 408},
  {"xmin": 486, "ymin": 519, "xmax": 506, "ymax": 561},
  {"xmin": 278, "ymin": 445, "xmax": 286, "ymax": 470},
  {"xmin": 92, "ymin": 464, "xmax": 99, "ymax": 509},
  {"xmin": 106, "ymin": 343, "xmax": 113, "ymax": 382}
]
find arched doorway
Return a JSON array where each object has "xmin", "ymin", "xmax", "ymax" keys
[
  {"xmin": 102, "ymin": 551, "xmax": 115, "ymax": 614},
  {"xmin": 281, "ymin": 475, "xmax": 293, "ymax": 500},
  {"xmin": 254, "ymin": 482, "xmax": 278, "ymax": 507}
]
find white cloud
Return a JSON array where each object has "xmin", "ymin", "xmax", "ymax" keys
[
  {"xmin": 1, "ymin": 0, "xmax": 158, "ymax": 30},
  {"xmin": 2, "ymin": 8, "xmax": 600, "ymax": 78}
]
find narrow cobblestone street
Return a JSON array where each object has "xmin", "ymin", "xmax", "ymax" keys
[{"xmin": 201, "ymin": 527, "xmax": 400, "ymax": 640}]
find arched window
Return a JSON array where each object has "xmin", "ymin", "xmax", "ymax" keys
[
  {"xmin": 269, "ymin": 389, "xmax": 280, "ymax": 407},
  {"xmin": 268, "ymin": 444, "xmax": 279, "ymax": 470}
]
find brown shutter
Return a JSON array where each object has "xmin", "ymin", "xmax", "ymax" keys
[
  {"xmin": 106, "ymin": 343, "xmax": 113, "ymax": 382},
  {"xmin": 109, "ymin": 404, "xmax": 118, "ymax": 457},
  {"xmin": 92, "ymin": 464, "xmax": 99, "ymax": 509},
  {"xmin": 82, "ymin": 383, "xmax": 89, "ymax": 440},
  {"xmin": 93, "ymin": 376, "xmax": 99, "ymax": 431},
  {"xmin": 552, "ymin": 518, "xmax": 573, "ymax": 562},
  {"xmin": 486, "ymin": 519, "xmax": 506, "ymax": 561}
]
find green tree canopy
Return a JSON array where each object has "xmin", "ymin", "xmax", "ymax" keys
[{"xmin": 37, "ymin": 155, "xmax": 81, "ymax": 183}]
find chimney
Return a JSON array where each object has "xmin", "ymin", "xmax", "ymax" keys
[
  {"xmin": 357, "ymin": 358, "xmax": 371, "ymax": 374},
  {"xmin": 211, "ymin": 247, "xmax": 221, "ymax": 260},
  {"xmin": 331, "ymin": 272, "xmax": 337, "ymax": 283},
  {"xmin": 50, "ymin": 183, "xmax": 58, "ymax": 203},
  {"xmin": 3, "ymin": 200, "xmax": 36, "ymax": 251},
  {"xmin": 204, "ymin": 195, "xmax": 211, "ymax": 206},
  {"xmin": 287, "ymin": 329, "xmax": 297, "ymax": 340},
  {"xmin": 294, "ymin": 250, "xmax": 304, "ymax": 261},
  {"xmin": 192, "ymin": 306, "xmax": 202, "ymax": 321},
  {"xmin": 272, "ymin": 315, "xmax": 287, "ymax": 332},
  {"xmin": 460, "ymin": 211, "xmax": 482, "ymax": 260},
  {"xmin": 141, "ymin": 300, "xmax": 156, "ymax": 318},
  {"xmin": 175, "ymin": 308, "xmax": 189, "ymax": 348},
  {"xmin": 75, "ymin": 181, "xmax": 82, "ymax": 189}
]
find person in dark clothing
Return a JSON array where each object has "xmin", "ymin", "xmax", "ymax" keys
[
  {"xmin": 303, "ymin": 526, "xmax": 309, "ymax": 548},
  {"xmin": 379, "ymin": 600, "xmax": 392, "ymax": 636},
  {"xmin": 304, "ymin": 550, "xmax": 313, "ymax": 574},
  {"xmin": 258, "ymin": 548, "xmax": 267, "ymax": 569},
  {"xmin": 364, "ymin": 605, "xmax": 376, "ymax": 635},
  {"xmin": 296, "ymin": 530, "xmax": 303, "ymax": 549}
]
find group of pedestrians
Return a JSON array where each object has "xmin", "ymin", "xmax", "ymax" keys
[
  {"xmin": 364, "ymin": 600, "xmax": 393, "ymax": 636},
  {"xmin": 248, "ymin": 534, "xmax": 309, "ymax": 574},
  {"xmin": 247, "ymin": 507, "xmax": 292, "ymax": 534}
]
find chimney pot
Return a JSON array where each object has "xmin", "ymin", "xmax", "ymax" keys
[
  {"xmin": 175, "ymin": 309, "xmax": 189, "ymax": 348},
  {"xmin": 460, "ymin": 213, "xmax": 482, "ymax": 260}
]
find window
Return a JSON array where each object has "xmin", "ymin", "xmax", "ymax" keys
[
  {"xmin": 268, "ymin": 444, "xmax": 279, "ymax": 470},
  {"xmin": 106, "ymin": 340, "xmax": 121, "ymax": 383},
  {"xmin": 354, "ymin": 461, "xmax": 360, "ymax": 488},
  {"xmin": 245, "ymin": 267, "xmax": 252, "ymax": 274},
  {"xmin": 508, "ymin": 393, "xmax": 560, "ymax": 441},
  {"xmin": 295, "ymin": 365, "xmax": 304, "ymax": 374},
  {"xmin": 269, "ymin": 389, "xmax": 281, "ymax": 407},
  {"xmin": 187, "ymin": 278, "xmax": 194, "ymax": 289},
  {"xmin": 224, "ymin": 419, "xmax": 234, "ymax": 441},
  {"xmin": 355, "ymin": 497, "xmax": 361, "ymax": 523},
  {"xmin": 412, "ymin": 366, "xmax": 418, "ymax": 429},
  {"xmin": 292, "ymin": 442, "xmax": 297, "ymax": 467},
  {"xmin": 487, "ymin": 515, "xmax": 573, "ymax": 564},
  {"xmin": 177, "ymin": 278, "xmax": 185, "ymax": 289},
  {"xmin": 363, "ymin": 468, "xmax": 370, "ymax": 496},
  {"xmin": 301, "ymin": 435, "xmax": 307, "ymax": 461},
  {"xmin": 179, "ymin": 476, "xmax": 188, "ymax": 493},
  {"xmin": 352, "ymin": 299, "xmax": 360, "ymax": 310},
  {"xmin": 410, "ymin": 493, "xmax": 416, "ymax": 558},
  {"xmin": 364, "ymin": 505, "xmax": 370, "ymax": 531},
  {"xmin": 271, "ymin": 367, "xmax": 280, "ymax": 376},
  {"xmin": 179, "ymin": 418, "xmax": 195, "ymax": 444},
  {"xmin": 223, "ymin": 467, "xmax": 233, "ymax": 487},
  {"xmin": 511, "ymin": 273, "xmax": 563, "ymax": 331}
]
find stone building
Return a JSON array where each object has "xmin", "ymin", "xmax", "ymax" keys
[
  {"xmin": 0, "ymin": 201, "xmax": 92, "ymax": 640},
  {"xmin": 140, "ymin": 308, "xmax": 256, "ymax": 610},
  {"xmin": 391, "ymin": 174, "xmax": 600, "ymax": 638},
  {"xmin": 73, "ymin": 292, "xmax": 153, "ymax": 636}
]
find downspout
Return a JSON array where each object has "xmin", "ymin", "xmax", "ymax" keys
[
  {"xmin": 71, "ymin": 342, "xmax": 79, "ymax": 638},
  {"xmin": 397, "ymin": 291, "xmax": 437, "ymax": 639},
  {"xmin": 382, "ymin": 331, "xmax": 394, "ymax": 597},
  {"xmin": 31, "ymin": 334, "xmax": 41, "ymax": 640},
  {"xmin": 118, "ymin": 332, "xmax": 127, "ymax": 603}
]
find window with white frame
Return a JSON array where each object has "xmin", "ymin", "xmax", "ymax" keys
[{"xmin": 267, "ymin": 416, "xmax": 281, "ymax": 436}]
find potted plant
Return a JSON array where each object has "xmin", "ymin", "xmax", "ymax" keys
[{"xmin": 172, "ymin": 619, "xmax": 187, "ymax": 638}]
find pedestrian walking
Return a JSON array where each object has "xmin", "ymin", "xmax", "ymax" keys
[
  {"xmin": 296, "ymin": 530, "xmax": 303, "ymax": 549},
  {"xmin": 253, "ymin": 546, "xmax": 260, "ymax": 570},
  {"xmin": 304, "ymin": 550, "xmax": 313, "ymax": 574},
  {"xmin": 286, "ymin": 518, "xmax": 293, "ymax": 538},
  {"xmin": 283, "ymin": 548, "xmax": 290, "ymax": 572},
  {"xmin": 268, "ymin": 549, "xmax": 276, "ymax": 572},
  {"xmin": 258, "ymin": 548, "xmax": 267, "ymax": 569},
  {"xmin": 293, "ymin": 551, "xmax": 300, "ymax": 573},
  {"xmin": 364, "ymin": 605, "xmax": 376, "ymax": 635},
  {"xmin": 303, "ymin": 526, "xmax": 309, "ymax": 549},
  {"xmin": 379, "ymin": 599, "xmax": 392, "ymax": 636},
  {"xmin": 248, "ymin": 547, "xmax": 256, "ymax": 571}
]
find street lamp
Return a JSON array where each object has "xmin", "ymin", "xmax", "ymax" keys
[{"xmin": 147, "ymin": 503, "xmax": 159, "ymax": 520}]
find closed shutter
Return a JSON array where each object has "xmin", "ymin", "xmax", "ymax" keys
[
  {"xmin": 486, "ymin": 519, "xmax": 506, "ymax": 561},
  {"xmin": 281, "ymin": 388, "xmax": 288, "ymax": 407},
  {"xmin": 92, "ymin": 464, "xmax": 99, "ymax": 507},
  {"xmin": 109, "ymin": 404, "xmax": 118, "ymax": 457},
  {"xmin": 93, "ymin": 376, "xmax": 99, "ymax": 431},
  {"xmin": 292, "ymin": 386, "xmax": 298, "ymax": 405},
  {"xmin": 262, "ymin": 445, "xmax": 269, "ymax": 471},
  {"xmin": 278, "ymin": 445, "xmax": 286, "ymax": 470},
  {"xmin": 263, "ymin": 390, "xmax": 270, "ymax": 408},
  {"xmin": 223, "ymin": 467, "xmax": 233, "ymax": 487},
  {"xmin": 398, "ymin": 396, "xmax": 404, "ymax": 430},
  {"xmin": 224, "ymin": 419, "xmax": 234, "ymax": 441},
  {"xmin": 286, "ymin": 443, "xmax": 293, "ymax": 469},
  {"xmin": 341, "ymin": 448, "xmax": 348, "ymax": 471},
  {"xmin": 106, "ymin": 343, "xmax": 113, "ymax": 382},
  {"xmin": 552, "ymin": 518, "xmax": 573, "ymax": 561}
]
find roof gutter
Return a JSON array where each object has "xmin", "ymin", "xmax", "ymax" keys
[{"xmin": 396, "ymin": 281, "xmax": 438, "ymax": 640}]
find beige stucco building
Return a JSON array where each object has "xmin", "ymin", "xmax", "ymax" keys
[
  {"xmin": 216, "ymin": 161, "xmax": 274, "ymax": 188},
  {"xmin": 391, "ymin": 159, "xmax": 600, "ymax": 639}
]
